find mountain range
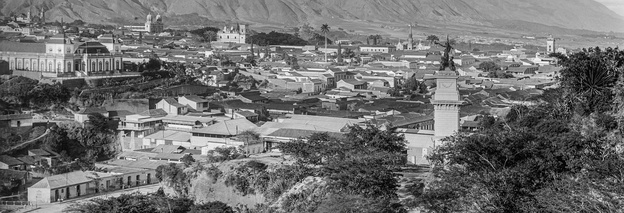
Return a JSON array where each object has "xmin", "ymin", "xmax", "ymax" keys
[{"xmin": 1, "ymin": 0, "xmax": 623, "ymax": 33}]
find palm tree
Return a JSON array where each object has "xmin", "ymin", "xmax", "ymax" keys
[{"xmin": 321, "ymin": 24, "xmax": 330, "ymax": 62}]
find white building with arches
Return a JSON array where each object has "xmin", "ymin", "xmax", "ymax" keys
[
  {"xmin": 217, "ymin": 24, "xmax": 247, "ymax": 44},
  {"xmin": 0, "ymin": 34, "xmax": 123, "ymax": 77}
]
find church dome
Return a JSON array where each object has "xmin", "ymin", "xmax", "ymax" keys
[{"xmin": 74, "ymin": 42, "xmax": 110, "ymax": 54}]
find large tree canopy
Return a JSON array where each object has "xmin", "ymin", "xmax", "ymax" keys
[{"xmin": 416, "ymin": 46, "xmax": 624, "ymax": 212}]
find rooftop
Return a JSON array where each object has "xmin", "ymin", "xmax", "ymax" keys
[
  {"xmin": 191, "ymin": 118, "xmax": 257, "ymax": 135},
  {"xmin": 29, "ymin": 171, "xmax": 116, "ymax": 189}
]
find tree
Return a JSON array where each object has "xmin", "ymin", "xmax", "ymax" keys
[
  {"xmin": 559, "ymin": 47, "xmax": 622, "ymax": 115},
  {"xmin": 548, "ymin": 52, "xmax": 569, "ymax": 66},
  {"xmin": 426, "ymin": 35, "xmax": 439, "ymax": 45},
  {"xmin": 417, "ymin": 46, "xmax": 624, "ymax": 212},
  {"xmin": 321, "ymin": 24, "xmax": 330, "ymax": 62},
  {"xmin": 190, "ymin": 201, "xmax": 234, "ymax": 213},
  {"xmin": 145, "ymin": 58, "xmax": 162, "ymax": 71},
  {"xmin": 478, "ymin": 61, "xmax": 500, "ymax": 72},
  {"xmin": 181, "ymin": 155, "xmax": 195, "ymax": 166}
]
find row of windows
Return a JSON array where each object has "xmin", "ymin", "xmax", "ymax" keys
[
  {"xmin": 192, "ymin": 133, "xmax": 233, "ymax": 138},
  {"xmin": 10, "ymin": 58, "xmax": 121, "ymax": 72}
]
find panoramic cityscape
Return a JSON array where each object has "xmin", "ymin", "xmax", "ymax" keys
[{"xmin": 0, "ymin": 0, "xmax": 623, "ymax": 212}]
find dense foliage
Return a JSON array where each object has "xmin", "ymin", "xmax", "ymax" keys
[
  {"xmin": 0, "ymin": 76, "xmax": 70, "ymax": 108},
  {"xmin": 417, "ymin": 47, "xmax": 624, "ymax": 212},
  {"xmin": 249, "ymin": 31, "xmax": 308, "ymax": 46},
  {"xmin": 65, "ymin": 189, "xmax": 234, "ymax": 213},
  {"xmin": 41, "ymin": 114, "xmax": 119, "ymax": 173},
  {"xmin": 278, "ymin": 124, "xmax": 408, "ymax": 212}
]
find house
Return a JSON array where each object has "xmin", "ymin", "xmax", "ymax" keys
[
  {"xmin": 178, "ymin": 95, "xmax": 209, "ymax": 112},
  {"xmin": 506, "ymin": 65, "xmax": 539, "ymax": 76},
  {"xmin": 0, "ymin": 169, "xmax": 31, "ymax": 186},
  {"xmin": 27, "ymin": 148, "xmax": 59, "ymax": 167},
  {"xmin": 359, "ymin": 46, "xmax": 397, "ymax": 53},
  {"xmin": 190, "ymin": 118, "xmax": 258, "ymax": 148},
  {"xmin": 74, "ymin": 107, "xmax": 109, "ymax": 124},
  {"xmin": 0, "ymin": 114, "xmax": 33, "ymax": 127},
  {"xmin": 0, "ymin": 155, "xmax": 24, "ymax": 170},
  {"xmin": 156, "ymin": 98, "xmax": 188, "ymax": 115},
  {"xmin": 142, "ymin": 131, "xmax": 192, "ymax": 148},
  {"xmin": 238, "ymin": 92, "xmax": 269, "ymax": 103},
  {"xmin": 234, "ymin": 111, "xmax": 259, "ymax": 123},
  {"xmin": 337, "ymin": 79, "xmax": 368, "ymax": 90},
  {"xmin": 27, "ymin": 170, "xmax": 155, "ymax": 204}
]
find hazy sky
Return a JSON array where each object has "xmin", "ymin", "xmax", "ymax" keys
[{"xmin": 596, "ymin": 0, "xmax": 624, "ymax": 16}]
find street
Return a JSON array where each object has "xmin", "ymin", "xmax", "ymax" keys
[{"xmin": 16, "ymin": 184, "xmax": 161, "ymax": 213}]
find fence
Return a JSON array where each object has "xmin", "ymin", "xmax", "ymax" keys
[{"xmin": 0, "ymin": 200, "xmax": 31, "ymax": 206}]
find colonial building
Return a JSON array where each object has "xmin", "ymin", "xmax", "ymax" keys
[
  {"xmin": 217, "ymin": 24, "xmax": 247, "ymax": 44},
  {"xmin": 124, "ymin": 13, "xmax": 164, "ymax": 33},
  {"xmin": 0, "ymin": 33, "xmax": 123, "ymax": 77}
]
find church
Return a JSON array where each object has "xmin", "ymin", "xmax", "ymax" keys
[
  {"xmin": 396, "ymin": 24, "xmax": 430, "ymax": 51},
  {"xmin": 124, "ymin": 13, "xmax": 164, "ymax": 33},
  {"xmin": 216, "ymin": 24, "xmax": 247, "ymax": 44},
  {"xmin": 0, "ymin": 33, "xmax": 123, "ymax": 78}
]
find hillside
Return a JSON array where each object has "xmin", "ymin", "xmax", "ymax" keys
[{"xmin": 1, "ymin": 0, "xmax": 623, "ymax": 33}]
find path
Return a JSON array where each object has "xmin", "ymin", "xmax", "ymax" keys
[
  {"xmin": 15, "ymin": 184, "xmax": 161, "ymax": 213},
  {"xmin": 1, "ymin": 128, "xmax": 50, "ymax": 154}
]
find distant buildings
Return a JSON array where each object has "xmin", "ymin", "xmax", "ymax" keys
[
  {"xmin": 124, "ymin": 13, "xmax": 164, "ymax": 33},
  {"xmin": 0, "ymin": 34, "xmax": 123, "ymax": 77},
  {"xmin": 217, "ymin": 24, "xmax": 247, "ymax": 44}
]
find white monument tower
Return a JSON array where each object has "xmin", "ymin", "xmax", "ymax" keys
[{"xmin": 431, "ymin": 71, "xmax": 461, "ymax": 138}]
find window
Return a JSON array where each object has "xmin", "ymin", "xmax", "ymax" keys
[{"xmin": 105, "ymin": 61, "xmax": 110, "ymax": 71}]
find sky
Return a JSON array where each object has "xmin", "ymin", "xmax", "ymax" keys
[{"xmin": 596, "ymin": 0, "xmax": 624, "ymax": 16}]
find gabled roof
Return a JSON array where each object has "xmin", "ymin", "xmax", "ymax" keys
[
  {"xmin": 160, "ymin": 98, "xmax": 186, "ymax": 108},
  {"xmin": 267, "ymin": 128, "xmax": 344, "ymax": 139},
  {"xmin": 139, "ymin": 109, "xmax": 168, "ymax": 117},
  {"xmin": 236, "ymin": 111, "xmax": 258, "ymax": 117},
  {"xmin": 151, "ymin": 145, "xmax": 186, "ymax": 154},
  {"xmin": 182, "ymin": 95, "xmax": 208, "ymax": 103},
  {"xmin": 339, "ymin": 79, "xmax": 367, "ymax": 86},
  {"xmin": 191, "ymin": 118, "xmax": 257, "ymax": 135},
  {"xmin": 77, "ymin": 107, "xmax": 108, "ymax": 115},
  {"xmin": 0, "ymin": 41, "xmax": 45, "ymax": 53},
  {"xmin": 0, "ymin": 169, "xmax": 28, "ymax": 180},
  {"xmin": 30, "ymin": 171, "xmax": 116, "ymax": 189},
  {"xmin": 0, "ymin": 155, "xmax": 23, "ymax": 166},
  {"xmin": 28, "ymin": 149, "xmax": 52, "ymax": 157}
]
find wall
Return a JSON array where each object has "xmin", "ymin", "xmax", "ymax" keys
[{"xmin": 28, "ymin": 188, "xmax": 51, "ymax": 204}]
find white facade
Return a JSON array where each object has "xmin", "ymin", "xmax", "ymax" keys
[{"xmin": 217, "ymin": 25, "xmax": 247, "ymax": 44}]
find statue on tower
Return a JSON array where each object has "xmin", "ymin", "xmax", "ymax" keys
[{"xmin": 435, "ymin": 35, "xmax": 456, "ymax": 72}]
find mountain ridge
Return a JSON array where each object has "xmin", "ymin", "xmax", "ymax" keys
[{"xmin": 1, "ymin": 0, "xmax": 623, "ymax": 33}]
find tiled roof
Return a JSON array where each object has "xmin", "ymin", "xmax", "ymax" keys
[
  {"xmin": 105, "ymin": 159, "xmax": 169, "ymax": 170},
  {"xmin": 152, "ymin": 153, "xmax": 187, "ymax": 160},
  {"xmin": 29, "ymin": 171, "xmax": 116, "ymax": 189},
  {"xmin": 151, "ymin": 145, "xmax": 185, "ymax": 153},
  {"xmin": 161, "ymin": 98, "xmax": 186, "ymax": 108},
  {"xmin": 28, "ymin": 149, "xmax": 52, "ymax": 157},
  {"xmin": 77, "ymin": 107, "xmax": 108, "ymax": 115},
  {"xmin": 267, "ymin": 128, "xmax": 344, "ymax": 139},
  {"xmin": 0, "ymin": 169, "xmax": 28, "ymax": 180},
  {"xmin": 0, "ymin": 114, "xmax": 33, "ymax": 120},
  {"xmin": 139, "ymin": 109, "xmax": 168, "ymax": 117},
  {"xmin": 0, "ymin": 41, "xmax": 45, "ymax": 53},
  {"xmin": 182, "ymin": 95, "xmax": 208, "ymax": 103},
  {"xmin": 236, "ymin": 111, "xmax": 258, "ymax": 117},
  {"xmin": 144, "ymin": 131, "xmax": 191, "ymax": 142},
  {"xmin": 0, "ymin": 155, "xmax": 23, "ymax": 166},
  {"xmin": 191, "ymin": 118, "xmax": 257, "ymax": 135},
  {"xmin": 340, "ymin": 79, "xmax": 367, "ymax": 86}
]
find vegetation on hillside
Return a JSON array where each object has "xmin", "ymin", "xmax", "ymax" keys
[{"xmin": 414, "ymin": 47, "xmax": 624, "ymax": 212}]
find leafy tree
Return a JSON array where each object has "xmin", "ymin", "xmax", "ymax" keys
[
  {"xmin": 181, "ymin": 154, "xmax": 195, "ymax": 166},
  {"xmin": 418, "ymin": 46, "xmax": 624, "ymax": 212},
  {"xmin": 478, "ymin": 61, "xmax": 500, "ymax": 72},
  {"xmin": 248, "ymin": 31, "xmax": 308, "ymax": 46},
  {"xmin": 190, "ymin": 201, "xmax": 235, "ymax": 213},
  {"xmin": 65, "ymin": 191, "xmax": 194, "ymax": 213},
  {"xmin": 426, "ymin": 35, "xmax": 439, "ymax": 45},
  {"xmin": 548, "ymin": 52, "xmax": 569, "ymax": 66}
]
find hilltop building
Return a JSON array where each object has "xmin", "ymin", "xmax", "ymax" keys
[
  {"xmin": 0, "ymin": 33, "xmax": 123, "ymax": 77},
  {"xmin": 217, "ymin": 24, "xmax": 247, "ymax": 44},
  {"xmin": 546, "ymin": 35, "xmax": 556, "ymax": 54},
  {"xmin": 396, "ymin": 24, "xmax": 430, "ymax": 51},
  {"xmin": 124, "ymin": 13, "xmax": 164, "ymax": 33}
]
